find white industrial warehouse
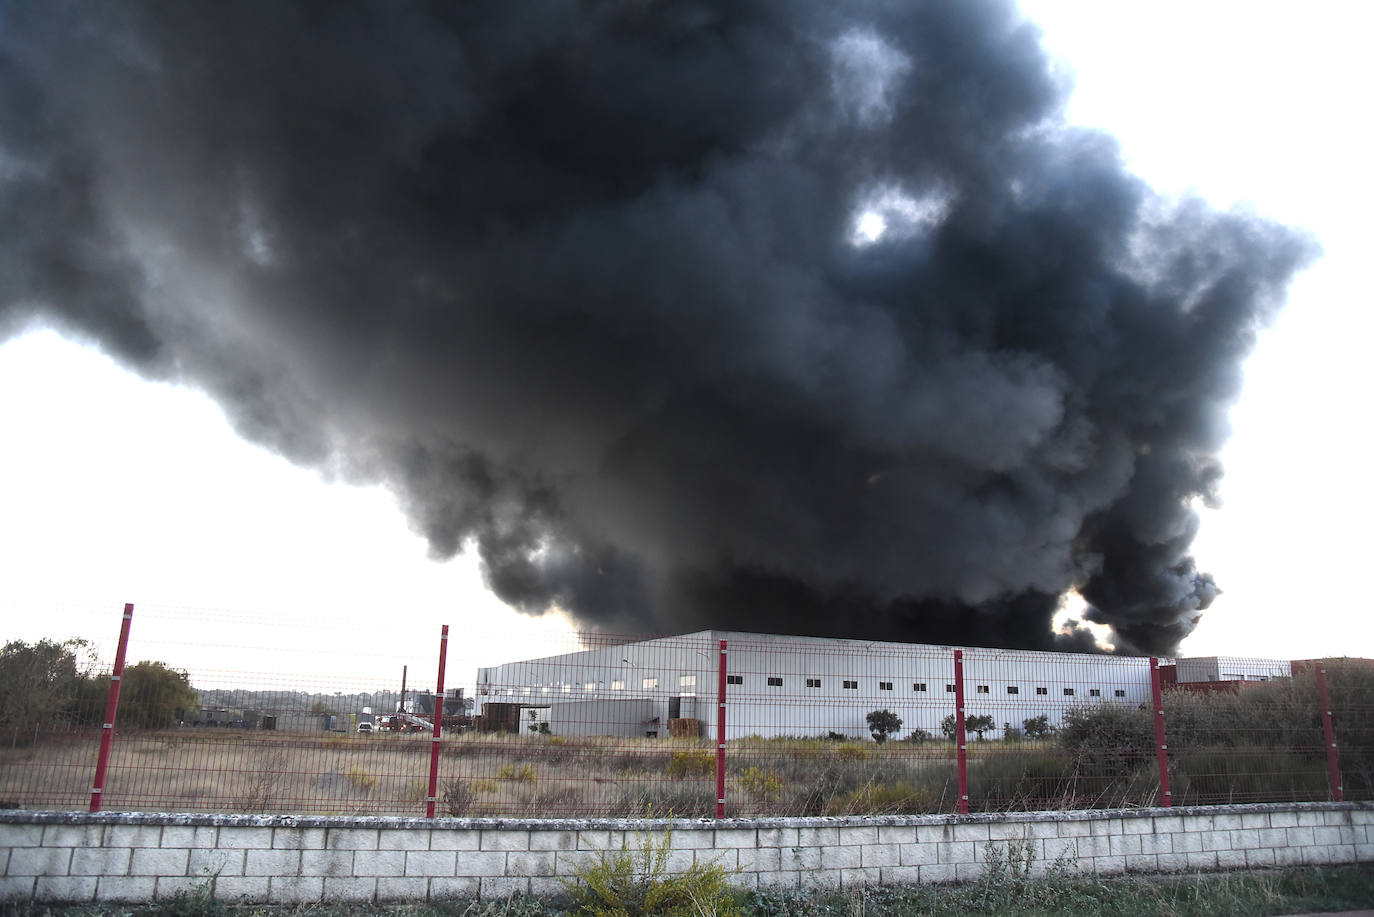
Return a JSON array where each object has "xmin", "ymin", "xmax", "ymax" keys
[{"xmin": 474, "ymin": 630, "xmax": 1291, "ymax": 741}]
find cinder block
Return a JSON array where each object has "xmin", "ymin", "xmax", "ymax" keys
[
  {"xmin": 1120, "ymin": 818, "xmax": 1153, "ymax": 835},
  {"xmin": 1091, "ymin": 855, "xmax": 1126, "ymax": 875},
  {"xmin": 104, "ymin": 825, "xmax": 163, "ymax": 848},
  {"xmin": 528, "ymin": 831, "xmax": 576, "ymax": 851},
  {"xmin": 43, "ymin": 825, "xmax": 104, "ymax": 848},
  {"xmin": 1329, "ymin": 845, "xmax": 1357, "ymax": 864},
  {"xmin": 129, "ymin": 848, "xmax": 188, "ymax": 878},
  {"xmin": 917, "ymin": 862, "xmax": 954, "ymax": 884},
  {"xmin": 1231, "ymin": 829, "xmax": 1259, "ymax": 850},
  {"xmin": 577, "ymin": 831, "xmax": 614, "ymax": 851},
  {"xmin": 1215, "ymin": 848, "xmax": 1247, "ymax": 869},
  {"xmin": 738, "ymin": 847, "xmax": 781, "ymax": 873},
  {"xmin": 860, "ymin": 844, "xmax": 899, "ymax": 868},
  {"xmin": 1245, "ymin": 847, "xmax": 1276, "ymax": 867},
  {"xmin": 153, "ymin": 876, "xmax": 205, "ymax": 899},
  {"xmin": 820, "ymin": 846, "xmax": 861, "ymax": 870},
  {"xmin": 1148, "ymin": 817, "xmax": 1183, "ymax": 836},
  {"xmin": 1056, "ymin": 820, "xmax": 1092, "ymax": 837},
  {"xmin": 1077, "ymin": 835, "xmax": 1111, "ymax": 858},
  {"xmin": 1240, "ymin": 813, "xmax": 1270, "ymax": 829},
  {"xmin": 217, "ymin": 828, "xmax": 273, "ymax": 849},
  {"xmin": 1040, "ymin": 837, "xmax": 1077, "ymax": 864},
  {"xmin": 95, "ymin": 875, "xmax": 156, "ymax": 901},
  {"xmin": 273, "ymin": 827, "xmax": 326, "ymax": 850},
  {"xmin": 1139, "ymin": 833, "xmax": 1172, "ymax": 855},
  {"xmin": 379, "ymin": 829, "xmax": 431, "ymax": 851},
  {"xmin": 1200, "ymin": 831, "xmax": 1233, "ymax": 852},
  {"xmin": 898, "ymin": 842, "xmax": 937, "ymax": 867},
  {"xmin": 480, "ymin": 830, "xmax": 531, "ymax": 852},
  {"xmin": 1286, "ymin": 827, "xmax": 1316, "ymax": 847},
  {"xmin": 840, "ymin": 867, "xmax": 879, "ymax": 887},
  {"xmin": 70, "ymin": 847, "xmax": 131, "ymax": 876},
  {"xmin": 1090, "ymin": 818, "xmax": 1123, "ymax": 837},
  {"xmin": 376, "ymin": 876, "xmax": 428, "ymax": 901},
  {"xmin": 405, "ymin": 850, "xmax": 457, "ymax": 877},
  {"xmin": 666, "ymin": 831, "xmax": 714, "ymax": 849},
  {"xmin": 937, "ymin": 842, "xmax": 975, "ymax": 865},
  {"xmin": 1313, "ymin": 827, "xmax": 1345, "ymax": 845},
  {"xmin": 1184, "ymin": 851, "xmax": 1218, "ymax": 870},
  {"xmin": 1125, "ymin": 854, "xmax": 1158, "ymax": 873},
  {"xmin": 1155, "ymin": 853, "xmax": 1188, "ymax": 872},
  {"xmin": 300, "ymin": 849, "xmax": 354, "ymax": 878},
  {"xmin": 34, "ymin": 875, "xmax": 96, "ymax": 901},
  {"xmin": 988, "ymin": 823, "xmax": 1029, "ymax": 841},
  {"xmin": 715, "ymin": 828, "xmax": 757, "ymax": 849},
  {"xmin": 839, "ymin": 826, "xmax": 878, "ymax": 846},
  {"xmin": 505, "ymin": 852, "xmax": 552, "ymax": 879},
  {"xmin": 1182, "ymin": 815, "xmax": 1214, "ymax": 833},
  {"xmin": 951, "ymin": 823, "xmax": 989, "ymax": 842},
  {"xmin": 1273, "ymin": 845, "xmax": 1303, "ymax": 867},
  {"xmin": 709, "ymin": 849, "xmax": 739, "ymax": 870},
  {"xmin": 1109, "ymin": 835, "xmax": 1142, "ymax": 857},
  {"xmin": 0, "ymin": 825, "xmax": 43, "ymax": 849},
  {"xmin": 1268, "ymin": 811, "xmax": 1298, "ymax": 828},
  {"xmin": 797, "ymin": 827, "xmax": 838, "ymax": 848},
  {"xmin": 782, "ymin": 846, "xmax": 821, "ymax": 870},
  {"xmin": 212, "ymin": 876, "xmax": 269, "ymax": 901},
  {"xmin": 351, "ymin": 850, "xmax": 405, "ymax": 877},
  {"xmin": 554, "ymin": 850, "xmax": 597, "ymax": 876},
  {"xmin": 328, "ymin": 828, "xmax": 380, "ymax": 851},
  {"xmin": 1357, "ymin": 843, "xmax": 1374, "ymax": 862},
  {"xmin": 954, "ymin": 862, "xmax": 983, "ymax": 882},
  {"xmin": 1301, "ymin": 845, "xmax": 1334, "ymax": 866},
  {"xmin": 1296, "ymin": 811, "xmax": 1324, "ymax": 827},
  {"xmin": 756, "ymin": 870, "xmax": 800, "ymax": 889},
  {"xmin": 161, "ymin": 826, "xmax": 217, "ymax": 849},
  {"xmin": 1258, "ymin": 828, "xmax": 1288, "ymax": 848},
  {"xmin": 478, "ymin": 876, "xmax": 529, "ymax": 899},
  {"xmin": 664, "ymin": 849, "xmax": 696, "ymax": 873},
  {"xmin": 528, "ymin": 875, "xmax": 566, "ymax": 898},
  {"xmin": 323, "ymin": 876, "xmax": 377, "ymax": 901},
  {"xmin": 759, "ymin": 827, "xmax": 798, "ymax": 848},
  {"xmin": 1211, "ymin": 814, "xmax": 1242, "ymax": 831},
  {"xmin": 727, "ymin": 871, "xmax": 759, "ymax": 890},
  {"xmin": 243, "ymin": 849, "xmax": 299, "ymax": 877},
  {"xmin": 808, "ymin": 869, "xmax": 842, "ymax": 888},
  {"xmin": 1171, "ymin": 832, "xmax": 1202, "ymax": 853},
  {"xmin": 9, "ymin": 847, "xmax": 72, "ymax": 877},
  {"xmin": 456, "ymin": 850, "xmax": 507, "ymax": 877},
  {"xmin": 428, "ymin": 876, "xmax": 479, "ymax": 899},
  {"xmin": 268, "ymin": 875, "xmax": 324, "ymax": 904},
  {"xmin": 190, "ymin": 848, "xmax": 243, "ymax": 878},
  {"xmin": 879, "ymin": 865, "xmax": 919, "ymax": 884}
]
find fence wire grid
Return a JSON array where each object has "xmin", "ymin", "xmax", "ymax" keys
[{"xmin": 2, "ymin": 604, "xmax": 1368, "ymax": 818}]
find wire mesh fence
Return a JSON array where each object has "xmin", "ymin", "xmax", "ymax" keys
[{"xmin": 1, "ymin": 604, "xmax": 1368, "ymax": 817}]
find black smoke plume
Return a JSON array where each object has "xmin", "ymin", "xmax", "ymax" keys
[{"xmin": 0, "ymin": 1, "xmax": 1314, "ymax": 653}]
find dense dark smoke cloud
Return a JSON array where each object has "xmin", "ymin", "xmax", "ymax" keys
[{"xmin": 0, "ymin": 1, "xmax": 1314, "ymax": 653}]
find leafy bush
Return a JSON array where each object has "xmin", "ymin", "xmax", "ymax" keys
[
  {"xmin": 737, "ymin": 766, "xmax": 784, "ymax": 802},
  {"xmin": 498, "ymin": 763, "xmax": 537, "ymax": 782},
  {"xmin": 904, "ymin": 728, "xmax": 934, "ymax": 743},
  {"xmin": 966, "ymin": 714, "xmax": 996, "ymax": 740},
  {"xmin": 836, "ymin": 743, "xmax": 868, "ymax": 761},
  {"xmin": 667, "ymin": 750, "xmax": 715, "ymax": 779},
  {"xmin": 562, "ymin": 830, "xmax": 740, "ymax": 917},
  {"xmin": 866, "ymin": 709, "xmax": 902, "ymax": 743},
  {"xmin": 1023, "ymin": 715, "xmax": 1052, "ymax": 739},
  {"xmin": 1057, "ymin": 703, "xmax": 1153, "ymax": 779}
]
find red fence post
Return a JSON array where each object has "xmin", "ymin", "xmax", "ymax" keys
[
  {"xmin": 90, "ymin": 603, "xmax": 134, "ymax": 812},
  {"xmin": 716, "ymin": 639, "xmax": 727, "ymax": 819},
  {"xmin": 427, "ymin": 624, "xmax": 450, "ymax": 818},
  {"xmin": 953, "ymin": 649, "xmax": 969, "ymax": 814},
  {"xmin": 1149, "ymin": 657, "xmax": 1172, "ymax": 807},
  {"xmin": 1315, "ymin": 662, "xmax": 1344, "ymax": 802}
]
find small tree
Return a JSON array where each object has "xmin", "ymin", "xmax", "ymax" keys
[
  {"xmin": 866, "ymin": 709, "xmax": 902, "ymax": 743},
  {"xmin": 965, "ymin": 714, "xmax": 995, "ymax": 740},
  {"xmin": 1023, "ymin": 714, "xmax": 1052, "ymax": 739},
  {"xmin": 940, "ymin": 713, "xmax": 958, "ymax": 740},
  {"xmin": 119, "ymin": 661, "xmax": 199, "ymax": 728}
]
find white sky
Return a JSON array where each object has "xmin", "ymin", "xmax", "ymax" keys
[{"xmin": 1, "ymin": 1, "xmax": 1370, "ymax": 684}]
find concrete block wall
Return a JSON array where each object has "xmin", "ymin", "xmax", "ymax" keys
[{"xmin": 2, "ymin": 803, "xmax": 1370, "ymax": 904}]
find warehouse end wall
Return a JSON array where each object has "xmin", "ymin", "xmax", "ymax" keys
[{"xmin": 3, "ymin": 803, "xmax": 1371, "ymax": 904}]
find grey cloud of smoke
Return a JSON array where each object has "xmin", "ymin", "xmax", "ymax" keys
[{"xmin": 0, "ymin": 0, "xmax": 1315, "ymax": 653}]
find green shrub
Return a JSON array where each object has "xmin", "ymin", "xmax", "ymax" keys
[
  {"xmin": 498, "ymin": 763, "xmax": 536, "ymax": 782},
  {"xmin": 666, "ymin": 750, "xmax": 715, "ymax": 779},
  {"xmin": 1173, "ymin": 745, "xmax": 1331, "ymax": 805},
  {"xmin": 836, "ymin": 743, "xmax": 868, "ymax": 761},
  {"xmin": 563, "ymin": 830, "xmax": 740, "ymax": 917},
  {"xmin": 737, "ymin": 766, "xmax": 784, "ymax": 801}
]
